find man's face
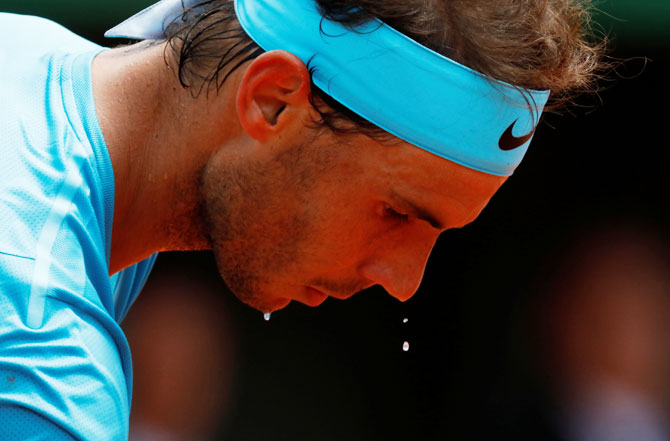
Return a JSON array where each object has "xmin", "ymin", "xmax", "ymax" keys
[{"xmin": 199, "ymin": 128, "xmax": 505, "ymax": 313}]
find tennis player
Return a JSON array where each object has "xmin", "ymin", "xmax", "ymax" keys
[{"xmin": 0, "ymin": 0, "xmax": 603, "ymax": 439}]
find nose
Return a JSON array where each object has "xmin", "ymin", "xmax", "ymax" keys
[{"xmin": 358, "ymin": 232, "xmax": 437, "ymax": 302}]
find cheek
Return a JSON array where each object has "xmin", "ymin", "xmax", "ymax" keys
[
  {"xmin": 201, "ymin": 148, "xmax": 301, "ymax": 235},
  {"xmin": 308, "ymin": 205, "xmax": 382, "ymax": 266}
]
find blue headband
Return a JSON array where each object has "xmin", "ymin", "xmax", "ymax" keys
[{"xmin": 106, "ymin": 0, "xmax": 550, "ymax": 176}]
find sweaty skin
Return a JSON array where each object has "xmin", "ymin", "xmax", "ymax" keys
[{"xmin": 92, "ymin": 42, "xmax": 505, "ymax": 313}]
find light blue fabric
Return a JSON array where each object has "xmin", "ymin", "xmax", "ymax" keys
[
  {"xmin": 106, "ymin": 0, "xmax": 550, "ymax": 176},
  {"xmin": 0, "ymin": 13, "xmax": 157, "ymax": 440},
  {"xmin": 235, "ymin": 0, "xmax": 550, "ymax": 176}
]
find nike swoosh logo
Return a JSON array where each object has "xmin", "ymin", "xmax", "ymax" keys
[{"xmin": 498, "ymin": 119, "xmax": 535, "ymax": 151}]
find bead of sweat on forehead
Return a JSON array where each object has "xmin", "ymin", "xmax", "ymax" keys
[{"xmin": 106, "ymin": 0, "xmax": 551, "ymax": 177}]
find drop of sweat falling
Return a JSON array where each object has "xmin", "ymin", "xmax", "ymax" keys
[
  {"xmin": 263, "ymin": 312, "xmax": 271, "ymax": 321},
  {"xmin": 402, "ymin": 317, "xmax": 409, "ymax": 351}
]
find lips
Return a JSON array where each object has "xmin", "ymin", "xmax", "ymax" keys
[
  {"xmin": 302, "ymin": 286, "xmax": 328, "ymax": 306},
  {"xmin": 299, "ymin": 280, "xmax": 375, "ymax": 306},
  {"xmin": 323, "ymin": 290, "xmax": 357, "ymax": 300}
]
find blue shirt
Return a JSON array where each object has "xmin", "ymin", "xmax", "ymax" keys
[{"xmin": 0, "ymin": 13, "xmax": 157, "ymax": 440}]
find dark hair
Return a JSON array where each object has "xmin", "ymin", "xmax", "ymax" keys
[{"xmin": 165, "ymin": 0, "xmax": 606, "ymax": 137}]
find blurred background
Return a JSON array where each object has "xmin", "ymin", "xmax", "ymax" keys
[{"xmin": 1, "ymin": 1, "xmax": 668, "ymax": 440}]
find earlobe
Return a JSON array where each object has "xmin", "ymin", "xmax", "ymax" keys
[{"xmin": 236, "ymin": 50, "xmax": 312, "ymax": 142}]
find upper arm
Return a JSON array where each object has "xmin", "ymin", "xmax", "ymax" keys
[{"xmin": 0, "ymin": 253, "xmax": 131, "ymax": 441}]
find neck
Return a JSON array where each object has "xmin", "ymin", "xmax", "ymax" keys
[{"xmin": 91, "ymin": 41, "xmax": 240, "ymax": 274}]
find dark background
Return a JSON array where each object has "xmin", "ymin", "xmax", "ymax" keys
[{"xmin": 2, "ymin": 1, "xmax": 668, "ymax": 440}]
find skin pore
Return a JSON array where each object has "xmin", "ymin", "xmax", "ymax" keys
[{"xmin": 91, "ymin": 41, "xmax": 506, "ymax": 313}]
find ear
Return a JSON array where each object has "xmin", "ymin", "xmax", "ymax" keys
[{"xmin": 236, "ymin": 50, "xmax": 312, "ymax": 143}]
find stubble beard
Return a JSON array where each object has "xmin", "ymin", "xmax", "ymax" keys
[{"xmin": 198, "ymin": 145, "xmax": 316, "ymax": 312}]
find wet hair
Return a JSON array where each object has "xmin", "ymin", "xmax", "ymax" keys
[{"xmin": 165, "ymin": 0, "xmax": 606, "ymax": 136}]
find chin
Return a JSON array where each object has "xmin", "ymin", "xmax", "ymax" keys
[
  {"xmin": 255, "ymin": 296, "xmax": 292, "ymax": 313},
  {"xmin": 232, "ymin": 287, "xmax": 292, "ymax": 313},
  {"xmin": 212, "ymin": 265, "xmax": 285, "ymax": 313}
]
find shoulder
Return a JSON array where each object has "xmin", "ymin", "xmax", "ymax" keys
[{"xmin": 0, "ymin": 13, "xmax": 100, "ymax": 54}]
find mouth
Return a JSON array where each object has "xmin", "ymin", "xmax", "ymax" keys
[
  {"xmin": 324, "ymin": 290, "xmax": 357, "ymax": 301},
  {"xmin": 301, "ymin": 286, "xmax": 329, "ymax": 307},
  {"xmin": 298, "ymin": 280, "xmax": 375, "ymax": 306}
]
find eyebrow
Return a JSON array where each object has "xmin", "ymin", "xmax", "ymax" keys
[{"xmin": 390, "ymin": 192, "xmax": 445, "ymax": 230}]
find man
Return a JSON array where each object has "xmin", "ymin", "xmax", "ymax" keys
[{"xmin": 0, "ymin": 0, "xmax": 602, "ymax": 439}]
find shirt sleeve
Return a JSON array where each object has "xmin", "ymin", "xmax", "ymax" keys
[{"xmin": 0, "ymin": 253, "xmax": 130, "ymax": 441}]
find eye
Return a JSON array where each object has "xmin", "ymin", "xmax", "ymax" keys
[{"xmin": 383, "ymin": 204, "xmax": 409, "ymax": 223}]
